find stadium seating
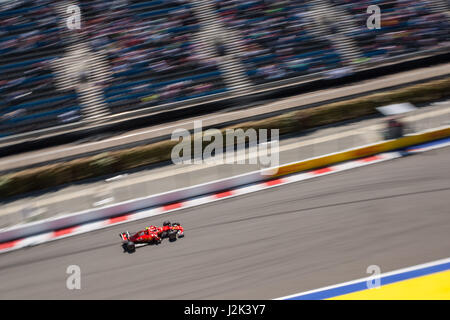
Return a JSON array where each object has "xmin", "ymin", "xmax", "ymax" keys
[
  {"xmin": 0, "ymin": 0, "xmax": 448, "ymax": 139},
  {"xmin": 0, "ymin": 0, "xmax": 83, "ymax": 137},
  {"xmin": 214, "ymin": 0, "xmax": 344, "ymax": 85},
  {"xmin": 79, "ymin": 0, "xmax": 228, "ymax": 114},
  {"xmin": 331, "ymin": 0, "xmax": 450, "ymax": 60}
]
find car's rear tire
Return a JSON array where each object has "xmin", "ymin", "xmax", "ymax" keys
[{"xmin": 126, "ymin": 241, "xmax": 135, "ymax": 253}]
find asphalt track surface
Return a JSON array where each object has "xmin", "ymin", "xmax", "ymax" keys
[{"xmin": 0, "ymin": 147, "xmax": 449, "ymax": 299}]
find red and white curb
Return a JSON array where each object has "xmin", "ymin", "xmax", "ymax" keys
[{"xmin": 0, "ymin": 151, "xmax": 403, "ymax": 254}]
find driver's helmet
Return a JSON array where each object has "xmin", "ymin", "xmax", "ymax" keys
[{"xmin": 163, "ymin": 221, "xmax": 171, "ymax": 227}]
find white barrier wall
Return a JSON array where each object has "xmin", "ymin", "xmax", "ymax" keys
[{"xmin": 0, "ymin": 170, "xmax": 265, "ymax": 243}]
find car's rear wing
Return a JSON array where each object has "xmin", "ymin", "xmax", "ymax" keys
[{"xmin": 119, "ymin": 231, "xmax": 131, "ymax": 241}]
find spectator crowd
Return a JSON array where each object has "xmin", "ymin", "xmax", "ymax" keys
[
  {"xmin": 332, "ymin": 0, "xmax": 450, "ymax": 60},
  {"xmin": 79, "ymin": 0, "xmax": 228, "ymax": 113},
  {"xmin": 0, "ymin": 0, "xmax": 82, "ymax": 137},
  {"xmin": 0, "ymin": 0, "xmax": 448, "ymax": 138},
  {"xmin": 215, "ymin": 0, "xmax": 343, "ymax": 85}
]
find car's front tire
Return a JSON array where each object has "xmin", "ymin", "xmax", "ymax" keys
[{"xmin": 168, "ymin": 230, "xmax": 177, "ymax": 242}]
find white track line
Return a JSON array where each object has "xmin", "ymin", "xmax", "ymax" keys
[{"xmin": 275, "ymin": 257, "xmax": 450, "ymax": 300}]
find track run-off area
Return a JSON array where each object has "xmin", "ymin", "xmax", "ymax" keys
[{"xmin": 0, "ymin": 145, "xmax": 449, "ymax": 299}]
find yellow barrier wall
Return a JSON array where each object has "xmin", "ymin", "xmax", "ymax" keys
[{"xmin": 274, "ymin": 127, "xmax": 450, "ymax": 177}]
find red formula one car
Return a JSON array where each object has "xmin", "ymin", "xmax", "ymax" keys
[{"xmin": 120, "ymin": 221, "xmax": 184, "ymax": 253}]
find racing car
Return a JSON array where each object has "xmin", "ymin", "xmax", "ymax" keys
[{"xmin": 120, "ymin": 221, "xmax": 184, "ymax": 253}]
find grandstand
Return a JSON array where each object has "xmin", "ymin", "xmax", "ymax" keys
[
  {"xmin": 215, "ymin": 0, "xmax": 344, "ymax": 84},
  {"xmin": 0, "ymin": 0, "xmax": 449, "ymax": 141},
  {"xmin": 333, "ymin": 0, "xmax": 450, "ymax": 60},
  {"xmin": 0, "ymin": 0, "xmax": 83, "ymax": 138},
  {"xmin": 79, "ymin": 0, "xmax": 229, "ymax": 114}
]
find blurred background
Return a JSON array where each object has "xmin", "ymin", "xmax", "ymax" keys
[{"xmin": 0, "ymin": 0, "xmax": 449, "ymax": 300}]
